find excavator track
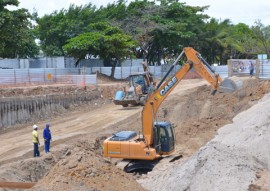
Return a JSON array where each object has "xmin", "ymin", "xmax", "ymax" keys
[{"xmin": 116, "ymin": 159, "xmax": 160, "ymax": 174}]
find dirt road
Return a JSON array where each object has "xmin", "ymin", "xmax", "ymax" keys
[
  {"xmin": 0, "ymin": 79, "xmax": 207, "ymax": 165},
  {"xmin": 0, "ymin": 104, "xmax": 141, "ymax": 163}
]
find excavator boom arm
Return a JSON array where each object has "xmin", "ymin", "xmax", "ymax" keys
[{"xmin": 142, "ymin": 47, "xmax": 222, "ymax": 146}]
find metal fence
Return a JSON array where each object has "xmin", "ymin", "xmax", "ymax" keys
[
  {"xmin": 2, "ymin": 56, "xmax": 270, "ymax": 80},
  {"xmin": 0, "ymin": 57, "xmax": 68, "ymax": 69},
  {"xmin": 212, "ymin": 65, "xmax": 229, "ymax": 79},
  {"xmin": 259, "ymin": 60, "xmax": 270, "ymax": 79},
  {"xmin": 0, "ymin": 65, "xmax": 230, "ymax": 87},
  {"xmin": 90, "ymin": 65, "xmax": 229, "ymax": 80},
  {"xmin": 90, "ymin": 66, "xmax": 164, "ymax": 79},
  {"xmin": 0, "ymin": 57, "xmax": 145, "ymax": 69},
  {"xmin": 0, "ymin": 68, "xmax": 96, "ymax": 86}
]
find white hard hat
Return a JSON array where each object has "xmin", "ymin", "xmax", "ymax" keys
[{"xmin": 33, "ymin": 124, "xmax": 38, "ymax": 129}]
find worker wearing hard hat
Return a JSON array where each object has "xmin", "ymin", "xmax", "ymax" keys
[
  {"xmin": 32, "ymin": 124, "xmax": 40, "ymax": 157},
  {"xmin": 43, "ymin": 123, "xmax": 52, "ymax": 153}
]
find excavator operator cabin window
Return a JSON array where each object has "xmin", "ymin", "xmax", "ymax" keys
[
  {"xmin": 167, "ymin": 126, "xmax": 173, "ymax": 138},
  {"xmin": 160, "ymin": 128, "xmax": 166, "ymax": 144},
  {"xmin": 131, "ymin": 75, "xmax": 146, "ymax": 92}
]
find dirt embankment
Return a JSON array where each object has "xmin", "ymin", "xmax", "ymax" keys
[
  {"xmin": 152, "ymin": 79, "xmax": 269, "ymax": 157},
  {"xmin": 138, "ymin": 79, "xmax": 270, "ymax": 190}
]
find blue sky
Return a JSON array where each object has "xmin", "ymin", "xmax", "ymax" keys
[{"xmin": 8, "ymin": 0, "xmax": 270, "ymax": 26}]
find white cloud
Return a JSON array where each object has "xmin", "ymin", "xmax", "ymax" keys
[{"xmin": 183, "ymin": 0, "xmax": 270, "ymax": 26}]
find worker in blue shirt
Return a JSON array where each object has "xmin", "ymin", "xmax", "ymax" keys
[{"xmin": 43, "ymin": 123, "xmax": 52, "ymax": 153}]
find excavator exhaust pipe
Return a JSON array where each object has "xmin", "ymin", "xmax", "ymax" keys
[{"xmin": 219, "ymin": 76, "xmax": 246, "ymax": 97}]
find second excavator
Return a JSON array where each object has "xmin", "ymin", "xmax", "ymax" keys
[{"xmin": 103, "ymin": 47, "xmax": 244, "ymax": 171}]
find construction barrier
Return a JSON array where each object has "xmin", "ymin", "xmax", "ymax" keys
[{"xmin": 0, "ymin": 69, "xmax": 96, "ymax": 87}]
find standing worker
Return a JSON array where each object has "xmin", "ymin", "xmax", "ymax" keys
[
  {"xmin": 32, "ymin": 124, "xmax": 40, "ymax": 157},
  {"xmin": 43, "ymin": 123, "xmax": 52, "ymax": 153},
  {"xmin": 249, "ymin": 62, "xmax": 255, "ymax": 78}
]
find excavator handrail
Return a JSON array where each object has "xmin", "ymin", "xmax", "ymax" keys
[{"xmin": 141, "ymin": 47, "xmax": 223, "ymax": 146}]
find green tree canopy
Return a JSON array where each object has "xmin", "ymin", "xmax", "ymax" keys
[
  {"xmin": 110, "ymin": 0, "xmax": 209, "ymax": 65},
  {"xmin": 12, "ymin": 0, "xmax": 270, "ymax": 66},
  {"xmin": 252, "ymin": 20, "xmax": 270, "ymax": 58},
  {"xmin": 64, "ymin": 22, "xmax": 137, "ymax": 76},
  {"xmin": 0, "ymin": 0, "xmax": 39, "ymax": 58},
  {"xmin": 35, "ymin": 3, "xmax": 98, "ymax": 56}
]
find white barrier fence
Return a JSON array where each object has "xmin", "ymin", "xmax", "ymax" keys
[
  {"xmin": 91, "ymin": 65, "xmax": 229, "ymax": 80},
  {"xmin": 0, "ymin": 69, "xmax": 96, "ymax": 86},
  {"xmin": 0, "ymin": 65, "xmax": 228, "ymax": 86},
  {"xmin": 6, "ymin": 62, "xmax": 270, "ymax": 86}
]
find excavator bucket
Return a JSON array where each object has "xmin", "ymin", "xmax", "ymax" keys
[{"xmin": 219, "ymin": 76, "xmax": 245, "ymax": 97}]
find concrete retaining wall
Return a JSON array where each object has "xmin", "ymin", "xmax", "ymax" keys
[{"xmin": 0, "ymin": 93, "xmax": 100, "ymax": 129}]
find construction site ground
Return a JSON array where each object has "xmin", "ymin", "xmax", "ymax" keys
[{"xmin": 0, "ymin": 77, "xmax": 270, "ymax": 191}]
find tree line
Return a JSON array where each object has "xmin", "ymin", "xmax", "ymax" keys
[{"xmin": 1, "ymin": 0, "xmax": 270, "ymax": 71}]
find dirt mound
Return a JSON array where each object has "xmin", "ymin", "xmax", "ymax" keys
[
  {"xmin": 96, "ymin": 71, "xmax": 128, "ymax": 84},
  {"xmin": 32, "ymin": 137, "xmax": 146, "ymax": 191},
  {"xmin": 248, "ymin": 171, "xmax": 270, "ymax": 190},
  {"xmin": 152, "ymin": 78, "xmax": 266, "ymax": 156},
  {"xmin": 138, "ymin": 79, "xmax": 270, "ymax": 190},
  {"xmin": 0, "ymin": 137, "xmax": 145, "ymax": 191},
  {"xmin": 0, "ymin": 83, "xmax": 123, "ymax": 100},
  {"xmin": 0, "ymin": 85, "xmax": 99, "ymax": 98},
  {"xmin": 139, "ymin": 93, "xmax": 270, "ymax": 191}
]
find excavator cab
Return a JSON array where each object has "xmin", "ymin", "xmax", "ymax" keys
[{"xmin": 153, "ymin": 122, "xmax": 175, "ymax": 155}]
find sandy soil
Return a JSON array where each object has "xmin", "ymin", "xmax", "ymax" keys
[
  {"xmin": 0, "ymin": 77, "xmax": 270, "ymax": 191},
  {"xmin": 139, "ymin": 92, "xmax": 270, "ymax": 191}
]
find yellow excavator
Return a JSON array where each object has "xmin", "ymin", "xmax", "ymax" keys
[{"xmin": 103, "ymin": 47, "xmax": 244, "ymax": 171}]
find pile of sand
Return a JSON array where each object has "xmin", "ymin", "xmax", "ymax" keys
[{"xmin": 139, "ymin": 93, "xmax": 270, "ymax": 191}]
